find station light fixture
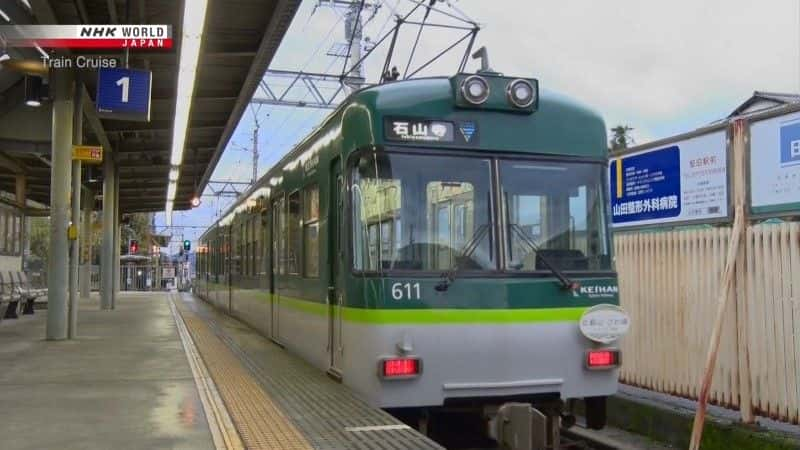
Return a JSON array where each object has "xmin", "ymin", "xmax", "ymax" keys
[
  {"xmin": 165, "ymin": 0, "xmax": 209, "ymax": 215},
  {"xmin": 168, "ymin": 167, "xmax": 180, "ymax": 182},
  {"xmin": 460, "ymin": 75, "xmax": 490, "ymax": 105},
  {"xmin": 190, "ymin": 195, "xmax": 201, "ymax": 207},
  {"xmin": 165, "ymin": 200, "xmax": 174, "ymax": 226},
  {"xmin": 24, "ymin": 75, "xmax": 43, "ymax": 107},
  {"xmin": 506, "ymin": 79, "xmax": 536, "ymax": 108}
]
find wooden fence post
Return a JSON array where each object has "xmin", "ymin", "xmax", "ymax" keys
[
  {"xmin": 688, "ymin": 119, "xmax": 753, "ymax": 450},
  {"xmin": 732, "ymin": 119, "xmax": 754, "ymax": 424}
]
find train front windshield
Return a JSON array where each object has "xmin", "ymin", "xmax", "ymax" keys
[
  {"xmin": 350, "ymin": 151, "xmax": 611, "ymax": 274},
  {"xmin": 498, "ymin": 159, "xmax": 611, "ymax": 272}
]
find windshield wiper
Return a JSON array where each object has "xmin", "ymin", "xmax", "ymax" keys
[
  {"xmin": 435, "ymin": 224, "xmax": 489, "ymax": 292},
  {"xmin": 507, "ymin": 223, "xmax": 579, "ymax": 291}
]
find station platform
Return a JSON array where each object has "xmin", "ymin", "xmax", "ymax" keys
[{"xmin": 0, "ymin": 292, "xmax": 443, "ymax": 450}]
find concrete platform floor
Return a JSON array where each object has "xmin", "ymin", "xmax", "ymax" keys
[{"xmin": 0, "ymin": 292, "xmax": 214, "ymax": 450}]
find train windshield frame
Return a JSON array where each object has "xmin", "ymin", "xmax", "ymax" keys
[
  {"xmin": 498, "ymin": 158, "xmax": 612, "ymax": 274},
  {"xmin": 348, "ymin": 148, "xmax": 613, "ymax": 276}
]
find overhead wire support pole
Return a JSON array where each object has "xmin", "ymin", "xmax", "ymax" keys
[{"xmin": 340, "ymin": 0, "xmax": 367, "ymax": 79}]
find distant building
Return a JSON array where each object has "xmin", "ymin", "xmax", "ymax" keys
[{"xmin": 725, "ymin": 91, "xmax": 800, "ymax": 119}]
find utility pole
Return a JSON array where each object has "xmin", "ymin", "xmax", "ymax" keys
[
  {"xmin": 344, "ymin": 1, "xmax": 364, "ymax": 93},
  {"xmin": 252, "ymin": 124, "xmax": 259, "ymax": 185}
]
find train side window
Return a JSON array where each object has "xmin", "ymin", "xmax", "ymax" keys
[
  {"xmin": 0, "ymin": 211, "xmax": 6, "ymax": 253},
  {"xmin": 303, "ymin": 184, "xmax": 320, "ymax": 278},
  {"xmin": 287, "ymin": 191, "xmax": 301, "ymax": 275},
  {"xmin": 274, "ymin": 196, "xmax": 286, "ymax": 275}
]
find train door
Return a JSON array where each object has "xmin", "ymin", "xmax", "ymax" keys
[
  {"xmin": 263, "ymin": 207, "xmax": 273, "ymax": 336},
  {"xmin": 328, "ymin": 159, "xmax": 344, "ymax": 375},
  {"xmin": 225, "ymin": 228, "xmax": 232, "ymax": 312},
  {"xmin": 271, "ymin": 195, "xmax": 284, "ymax": 343}
]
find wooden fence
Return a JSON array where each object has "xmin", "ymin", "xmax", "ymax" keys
[{"xmin": 615, "ymin": 222, "xmax": 800, "ymax": 424}]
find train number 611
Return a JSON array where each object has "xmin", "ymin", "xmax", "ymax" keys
[{"xmin": 391, "ymin": 282, "xmax": 421, "ymax": 300}]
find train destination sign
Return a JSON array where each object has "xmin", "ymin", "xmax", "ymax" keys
[
  {"xmin": 749, "ymin": 111, "xmax": 800, "ymax": 215},
  {"xmin": 96, "ymin": 67, "xmax": 152, "ymax": 121},
  {"xmin": 71, "ymin": 145, "xmax": 103, "ymax": 164},
  {"xmin": 609, "ymin": 130, "xmax": 728, "ymax": 228},
  {"xmin": 384, "ymin": 118, "xmax": 479, "ymax": 145}
]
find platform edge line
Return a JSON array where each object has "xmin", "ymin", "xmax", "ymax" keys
[{"xmin": 169, "ymin": 294, "xmax": 245, "ymax": 450}]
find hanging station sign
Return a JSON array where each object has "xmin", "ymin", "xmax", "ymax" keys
[
  {"xmin": 96, "ymin": 67, "xmax": 152, "ymax": 121},
  {"xmin": 749, "ymin": 111, "xmax": 800, "ymax": 215},
  {"xmin": 71, "ymin": 145, "xmax": 103, "ymax": 164},
  {"xmin": 609, "ymin": 130, "xmax": 729, "ymax": 228}
]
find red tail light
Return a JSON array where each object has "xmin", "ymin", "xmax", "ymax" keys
[
  {"xmin": 586, "ymin": 349, "xmax": 620, "ymax": 370},
  {"xmin": 380, "ymin": 357, "xmax": 421, "ymax": 379}
]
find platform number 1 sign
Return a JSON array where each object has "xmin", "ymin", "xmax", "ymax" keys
[
  {"xmin": 96, "ymin": 68, "xmax": 152, "ymax": 122},
  {"xmin": 116, "ymin": 76, "xmax": 130, "ymax": 103}
]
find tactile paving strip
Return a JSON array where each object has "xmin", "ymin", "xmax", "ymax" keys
[
  {"xmin": 178, "ymin": 294, "xmax": 444, "ymax": 450},
  {"xmin": 175, "ymin": 299, "xmax": 313, "ymax": 450}
]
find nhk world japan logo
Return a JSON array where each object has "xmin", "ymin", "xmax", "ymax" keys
[{"xmin": 0, "ymin": 25, "xmax": 172, "ymax": 49}]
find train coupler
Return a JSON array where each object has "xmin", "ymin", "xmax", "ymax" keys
[{"xmin": 486, "ymin": 403, "xmax": 561, "ymax": 450}]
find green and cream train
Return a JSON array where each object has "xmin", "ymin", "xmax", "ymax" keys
[{"xmin": 196, "ymin": 69, "xmax": 630, "ymax": 437}]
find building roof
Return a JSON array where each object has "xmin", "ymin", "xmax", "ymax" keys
[{"xmin": 727, "ymin": 91, "xmax": 800, "ymax": 118}]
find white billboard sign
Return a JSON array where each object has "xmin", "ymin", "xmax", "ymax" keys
[
  {"xmin": 609, "ymin": 130, "xmax": 728, "ymax": 228},
  {"xmin": 749, "ymin": 111, "xmax": 800, "ymax": 214}
]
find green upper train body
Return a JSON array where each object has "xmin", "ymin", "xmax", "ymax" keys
[{"xmin": 199, "ymin": 73, "xmax": 617, "ymax": 319}]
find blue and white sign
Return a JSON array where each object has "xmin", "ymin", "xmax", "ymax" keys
[
  {"xmin": 96, "ymin": 67, "xmax": 151, "ymax": 121},
  {"xmin": 750, "ymin": 111, "xmax": 800, "ymax": 214},
  {"xmin": 609, "ymin": 131, "xmax": 728, "ymax": 228}
]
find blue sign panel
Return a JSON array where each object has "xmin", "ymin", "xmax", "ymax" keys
[
  {"xmin": 610, "ymin": 146, "xmax": 681, "ymax": 224},
  {"xmin": 779, "ymin": 122, "xmax": 800, "ymax": 167},
  {"xmin": 96, "ymin": 67, "xmax": 151, "ymax": 121}
]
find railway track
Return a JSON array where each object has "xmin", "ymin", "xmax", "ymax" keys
[{"xmin": 443, "ymin": 424, "xmax": 652, "ymax": 449}]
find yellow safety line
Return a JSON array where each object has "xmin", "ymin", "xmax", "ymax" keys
[
  {"xmin": 173, "ymin": 297, "xmax": 313, "ymax": 450},
  {"xmin": 170, "ymin": 296, "xmax": 244, "ymax": 450}
]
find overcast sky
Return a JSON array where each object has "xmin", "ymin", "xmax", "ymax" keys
[{"xmin": 157, "ymin": 0, "xmax": 800, "ymax": 248}]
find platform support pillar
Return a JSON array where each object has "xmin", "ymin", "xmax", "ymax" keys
[
  {"xmin": 68, "ymin": 74, "xmax": 83, "ymax": 339},
  {"xmin": 100, "ymin": 146, "xmax": 115, "ymax": 310},
  {"xmin": 46, "ymin": 68, "xmax": 74, "ymax": 340},
  {"xmin": 79, "ymin": 187, "xmax": 93, "ymax": 299},
  {"xmin": 16, "ymin": 175, "xmax": 26, "ymax": 269},
  {"xmin": 113, "ymin": 166, "xmax": 120, "ymax": 306}
]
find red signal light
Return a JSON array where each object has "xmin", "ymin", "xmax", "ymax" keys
[
  {"xmin": 380, "ymin": 357, "xmax": 421, "ymax": 378},
  {"xmin": 586, "ymin": 349, "xmax": 620, "ymax": 369},
  {"xmin": 129, "ymin": 239, "xmax": 139, "ymax": 254}
]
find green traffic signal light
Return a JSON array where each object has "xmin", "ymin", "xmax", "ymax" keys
[{"xmin": 183, "ymin": 239, "xmax": 191, "ymax": 251}]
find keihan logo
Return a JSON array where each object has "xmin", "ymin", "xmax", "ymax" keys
[
  {"xmin": 573, "ymin": 285, "xmax": 619, "ymax": 298},
  {"xmin": 459, "ymin": 122, "xmax": 477, "ymax": 142}
]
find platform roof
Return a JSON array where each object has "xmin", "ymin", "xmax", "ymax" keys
[{"xmin": 0, "ymin": 0, "xmax": 300, "ymax": 213}]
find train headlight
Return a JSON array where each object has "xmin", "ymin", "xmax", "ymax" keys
[
  {"xmin": 579, "ymin": 304, "xmax": 630, "ymax": 344},
  {"xmin": 461, "ymin": 75, "xmax": 490, "ymax": 105},
  {"xmin": 506, "ymin": 79, "xmax": 536, "ymax": 108}
]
